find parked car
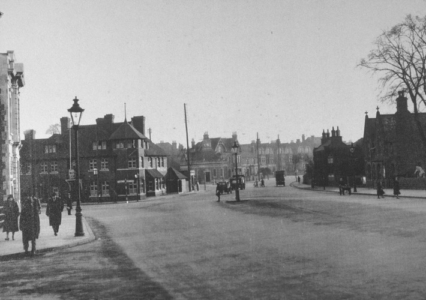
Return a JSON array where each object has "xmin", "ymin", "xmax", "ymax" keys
[
  {"xmin": 275, "ymin": 170, "xmax": 285, "ymax": 186},
  {"xmin": 216, "ymin": 181, "xmax": 231, "ymax": 194},
  {"xmin": 230, "ymin": 175, "xmax": 245, "ymax": 190}
]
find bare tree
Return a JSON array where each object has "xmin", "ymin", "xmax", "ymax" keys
[
  {"xmin": 46, "ymin": 124, "xmax": 60, "ymax": 135},
  {"xmin": 359, "ymin": 14, "xmax": 426, "ymax": 152}
]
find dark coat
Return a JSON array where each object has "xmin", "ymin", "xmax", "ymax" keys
[
  {"xmin": 393, "ymin": 181, "xmax": 401, "ymax": 195},
  {"xmin": 3, "ymin": 199, "xmax": 19, "ymax": 232},
  {"xmin": 20, "ymin": 197, "xmax": 41, "ymax": 239},
  {"xmin": 47, "ymin": 197, "xmax": 64, "ymax": 227},
  {"xmin": 377, "ymin": 182, "xmax": 384, "ymax": 196}
]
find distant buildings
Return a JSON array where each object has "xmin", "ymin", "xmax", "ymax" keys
[
  {"xmin": 178, "ymin": 132, "xmax": 320, "ymax": 184},
  {"xmin": 20, "ymin": 114, "xmax": 169, "ymax": 202},
  {"xmin": 0, "ymin": 51, "xmax": 24, "ymax": 201}
]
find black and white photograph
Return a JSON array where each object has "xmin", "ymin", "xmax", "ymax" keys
[{"xmin": 1, "ymin": 1, "xmax": 426, "ymax": 299}]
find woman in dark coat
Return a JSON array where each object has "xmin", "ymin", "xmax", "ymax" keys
[
  {"xmin": 20, "ymin": 195, "xmax": 40, "ymax": 255},
  {"xmin": 393, "ymin": 177, "xmax": 401, "ymax": 199},
  {"xmin": 377, "ymin": 181, "xmax": 385, "ymax": 199},
  {"xmin": 46, "ymin": 194, "xmax": 64, "ymax": 236},
  {"xmin": 3, "ymin": 195, "xmax": 19, "ymax": 240}
]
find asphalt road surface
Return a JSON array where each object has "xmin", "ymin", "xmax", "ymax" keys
[
  {"xmin": 3, "ymin": 179, "xmax": 426, "ymax": 299},
  {"xmin": 86, "ymin": 179, "xmax": 426, "ymax": 299}
]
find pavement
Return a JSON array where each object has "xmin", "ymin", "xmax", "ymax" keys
[
  {"xmin": 1, "ymin": 181, "xmax": 423, "ymax": 258},
  {"xmin": 0, "ymin": 207, "xmax": 95, "ymax": 259},
  {"xmin": 290, "ymin": 181, "xmax": 426, "ymax": 199}
]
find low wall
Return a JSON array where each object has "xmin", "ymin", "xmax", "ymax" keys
[{"xmin": 366, "ymin": 178, "xmax": 426, "ymax": 190}]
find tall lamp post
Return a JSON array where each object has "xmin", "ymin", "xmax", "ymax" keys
[
  {"xmin": 68, "ymin": 97, "xmax": 85, "ymax": 237},
  {"xmin": 231, "ymin": 141, "xmax": 240, "ymax": 202}
]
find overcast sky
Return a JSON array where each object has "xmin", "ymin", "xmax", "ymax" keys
[{"xmin": 2, "ymin": 0, "xmax": 426, "ymax": 146}]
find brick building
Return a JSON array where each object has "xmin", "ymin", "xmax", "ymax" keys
[
  {"xmin": 313, "ymin": 127, "xmax": 363, "ymax": 187},
  {"xmin": 0, "ymin": 51, "xmax": 24, "ymax": 201},
  {"xmin": 181, "ymin": 132, "xmax": 239, "ymax": 184},
  {"xmin": 363, "ymin": 91, "xmax": 426, "ymax": 183},
  {"xmin": 20, "ymin": 114, "xmax": 168, "ymax": 202}
]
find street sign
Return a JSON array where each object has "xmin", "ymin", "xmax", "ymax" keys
[{"xmin": 69, "ymin": 169, "xmax": 75, "ymax": 179}]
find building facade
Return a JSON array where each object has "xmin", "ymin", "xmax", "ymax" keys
[
  {"xmin": 20, "ymin": 114, "xmax": 168, "ymax": 202},
  {"xmin": 313, "ymin": 127, "xmax": 363, "ymax": 187},
  {"xmin": 180, "ymin": 132, "xmax": 240, "ymax": 184},
  {"xmin": 0, "ymin": 51, "xmax": 24, "ymax": 201},
  {"xmin": 363, "ymin": 91, "xmax": 426, "ymax": 183}
]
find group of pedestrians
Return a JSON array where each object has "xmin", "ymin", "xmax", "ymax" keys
[
  {"xmin": 3, "ymin": 193, "xmax": 66, "ymax": 256},
  {"xmin": 376, "ymin": 177, "xmax": 401, "ymax": 199}
]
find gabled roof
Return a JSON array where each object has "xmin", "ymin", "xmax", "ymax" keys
[
  {"xmin": 145, "ymin": 143, "xmax": 168, "ymax": 156},
  {"xmin": 109, "ymin": 121, "xmax": 146, "ymax": 140}
]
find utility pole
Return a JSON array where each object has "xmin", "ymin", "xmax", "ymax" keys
[
  {"xmin": 184, "ymin": 104, "xmax": 191, "ymax": 191},
  {"xmin": 257, "ymin": 133, "xmax": 261, "ymax": 180}
]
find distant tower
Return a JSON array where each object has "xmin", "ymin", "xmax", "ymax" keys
[{"xmin": 0, "ymin": 51, "xmax": 25, "ymax": 201}]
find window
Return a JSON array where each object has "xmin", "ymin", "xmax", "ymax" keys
[
  {"xmin": 220, "ymin": 168, "xmax": 223, "ymax": 178},
  {"xmin": 161, "ymin": 157, "xmax": 165, "ymax": 167},
  {"xmin": 45, "ymin": 145, "xmax": 56, "ymax": 153},
  {"xmin": 51, "ymin": 161, "xmax": 58, "ymax": 172},
  {"xmin": 213, "ymin": 169, "xmax": 216, "ymax": 178},
  {"xmin": 101, "ymin": 158, "xmax": 108, "ymax": 170},
  {"xmin": 40, "ymin": 162, "xmax": 48, "ymax": 173},
  {"xmin": 116, "ymin": 142, "xmax": 124, "ymax": 149},
  {"xmin": 149, "ymin": 157, "xmax": 153, "ymax": 168},
  {"xmin": 140, "ymin": 156, "xmax": 144, "ymax": 168},
  {"xmin": 128, "ymin": 182, "xmax": 137, "ymax": 194},
  {"xmin": 128, "ymin": 157, "xmax": 137, "ymax": 168},
  {"xmin": 157, "ymin": 157, "xmax": 161, "ymax": 168},
  {"xmin": 90, "ymin": 182, "xmax": 98, "ymax": 196},
  {"xmin": 89, "ymin": 159, "xmax": 97, "ymax": 170},
  {"xmin": 92, "ymin": 142, "xmax": 97, "ymax": 150},
  {"xmin": 101, "ymin": 181, "xmax": 110, "ymax": 195}
]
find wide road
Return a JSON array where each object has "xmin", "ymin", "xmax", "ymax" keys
[{"xmin": 83, "ymin": 179, "xmax": 426, "ymax": 299}]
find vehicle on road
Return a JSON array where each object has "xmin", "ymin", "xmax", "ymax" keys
[
  {"xmin": 275, "ymin": 170, "xmax": 285, "ymax": 186},
  {"xmin": 216, "ymin": 181, "xmax": 231, "ymax": 194},
  {"xmin": 230, "ymin": 175, "xmax": 245, "ymax": 190}
]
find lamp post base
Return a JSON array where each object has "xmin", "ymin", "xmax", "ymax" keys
[
  {"xmin": 75, "ymin": 211, "xmax": 85, "ymax": 237},
  {"xmin": 235, "ymin": 189, "xmax": 240, "ymax": 202}
]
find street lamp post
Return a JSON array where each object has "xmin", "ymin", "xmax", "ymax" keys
[
  {"xmin": 231, "ymin": 141, "xmax": 240, "ymax": 202},
  {"xmin": 68, "ymin": 97, "xmax": 85, "ymax": 237}
]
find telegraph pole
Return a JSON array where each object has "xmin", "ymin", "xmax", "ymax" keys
[{"xmin": 184, "ymin": 104, "xmax": 191, "ymax": 191}]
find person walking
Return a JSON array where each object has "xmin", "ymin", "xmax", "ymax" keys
[
  {"xmin": 20, "ymin": 194, "xmax": 40, "ymax": 255},
  {"xmin": 377, "ymin": 181, "xmax": 385, "ymax": 199},
  {"xmin": 46, "ymin": 193, "xmax": 64, "ymax": 236},
  {"xmin": 393, "ymin": 177, "xmax": 401, "ymax": 199},
  {"xmin": 66, "ymin": 193, "xmax": 73, "ymax": 215},
  {"xmin": 216, "ymin": 184, "xmax": 221, "ymax": 202},
  {"xmin": 3, "ymin": 195, "xmax": 19, "ymax": 241}
]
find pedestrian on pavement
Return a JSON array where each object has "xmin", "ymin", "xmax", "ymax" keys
[
  {"xmin": 66, "ymin": 193, "xmax": 73, "ymax": 215},
  {"xmin": 261, "ymin": 178, "xmax": 265, "ymax": 187},
  {"xmin": 393, "ymin": 177, "xmax": 401, "ymax": 199},
  {"xmin": 377, "ymin": 181, "xmax": 385, "ymax": 199},
  {"xmin": 20, "ymin": 194, "xmax": 40, "ymax": 255},
  {"xmin": 297, "ymin": 176, "xmax": 301, "ymax": 184},
  {"xmin": 216, "ymin": 184, "xmax": 221, "ymax": 202},
  {"xmin": 3, "ymin": 195, "xmax": 19, "ymax": 241},
  {"xmin": 46, "ymin": 193, "xmax": 64, "ymax": 236}
]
